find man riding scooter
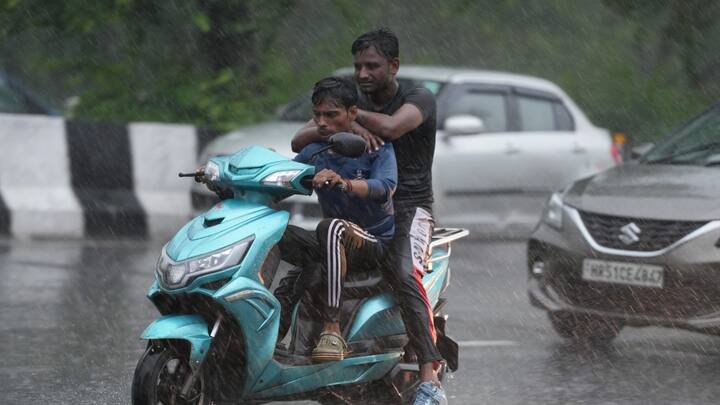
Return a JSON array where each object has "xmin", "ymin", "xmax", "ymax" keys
[{"xmin": 274, "ymin": 76, "xmax": 397, "ymax": 362}]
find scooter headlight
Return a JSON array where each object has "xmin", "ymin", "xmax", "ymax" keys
[
  {"xmin": 261, "ymin": 170, "xmax": 301, "ymax": 188},
  {"xmin": 186, "ymin": 247, "xmax": 234, "ymax": 274},
  {"xmin": 156, "ymin": 237, "xmax": 254, "ymax": 289},
  {"xmin": 166, "ymin": 264, "xmax": 187, "ymax": 285}
]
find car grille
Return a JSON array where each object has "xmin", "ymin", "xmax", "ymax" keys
[
  {"xmin": 547, "ymin": 259, "xmax": 720, "ymax": 319},
  {"xmin": 579, "ymin": 211, "xmax": 706, "ymax": 252}
]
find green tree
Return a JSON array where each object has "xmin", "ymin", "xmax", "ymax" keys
[
  {"xmin": 604, "ymin": 0, "xmax": 720, "ymax": 94},
  {"xmin": 0, "ymin": 0, "xmax": 294, "ymax": 130},
  {"xmin": 0, "ymin": 0, "xmax": 716, "ymax": 141}
]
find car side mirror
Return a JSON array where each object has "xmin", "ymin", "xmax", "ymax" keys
[
  {"xmin": 329, "ymin": 132, "xmax": 366, "ymax": 158},
  {"xmin": 630, "ymin": 142, "xmax": 654, "ymax": 160},
  {"xmin": 444, "ymin": 115, "xmax": 484, "ymax": 136}
]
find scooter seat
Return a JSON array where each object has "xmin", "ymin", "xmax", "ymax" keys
[{"xmin": 343, "ymin": 268, "xmax": 389, "ymax": 298}]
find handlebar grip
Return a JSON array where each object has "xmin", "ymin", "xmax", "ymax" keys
[
  {"xmin": 299, "ymin": 176, "xmax": 314, "ymax": 189},
  {"xmin": 299, "ymin": 175, "xmax": 346, "ymax": 191}
]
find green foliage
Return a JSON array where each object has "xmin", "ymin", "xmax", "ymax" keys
[
  {"xmin": 0, "ymin": 0, "xmax": 717, "ymax": 139},
  {"xmin": 0, "ymin": 0, "xmax": 295, "ymax": 131}
]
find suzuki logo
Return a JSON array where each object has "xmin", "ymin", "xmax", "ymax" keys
[{"xmin": 618, "ymin": 222, "xmax": 641, "ymax": 245}]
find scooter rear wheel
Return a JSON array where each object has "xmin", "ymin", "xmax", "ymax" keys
[{"xmin": 132, "ymin": 344, "xmax": 211, "ymax": 405}]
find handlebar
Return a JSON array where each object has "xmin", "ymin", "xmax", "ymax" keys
[
  {"xmin": 180, "ymin": 171, "xmax": 345, "ymax": 192},
  {"xmin": 299, "ymin": 176, "xmax": 314, "ymax": 189},
  {"xmin": 179, "ymin": 170, "xmax": 206, "ymax": 183},
  {"xmin": 299, "ymin": 175, "xmax": 346, "ymax": 191}
]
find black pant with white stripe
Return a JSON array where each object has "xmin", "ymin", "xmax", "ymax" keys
[{"xmin": 277, "ymin": 219, "xmax": 387, "ymax": 326}]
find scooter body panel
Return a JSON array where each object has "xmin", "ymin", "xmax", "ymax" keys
[
  {"xmin": 248, "ymin": 352, "xmax": 401, "ymax": 398},
  {"xmin": 165, "ymin": 200, "xmax": 288, "ymax": 264},
  {"xmin": 141, "ymin": 314, "xmax": 212, "ymax": 364},
  {"xmin": 347, "ymin": 293, "xmax": 403, "ymax": 341},
  {"xmin": 154, "ymin": 202, "xmax": 289, "ymax": 295},
  {"xmin": 214, "ymin": 276, "xmax": 282, "ymax": 395},
  {"xmin": 346, "ymin": 246, "xmax": 451, "ymax": 342}
]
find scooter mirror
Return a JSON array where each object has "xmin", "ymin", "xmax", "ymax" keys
[{"xmin": 329, "ymin": 132, "xmax": 367, "ymax": 158}]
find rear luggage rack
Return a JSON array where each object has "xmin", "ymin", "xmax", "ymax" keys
[{"xmin": 426, "ymin": 227, "xmax": 469, "ymax": 272}]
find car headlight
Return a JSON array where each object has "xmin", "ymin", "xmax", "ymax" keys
[
  {"xmin": 204, "ymin": 161, "xmax": 221, "ymax": 182},
  {"xmin": 543, "ymin": 192, "xmax": 564, "ymax": 229},
  {"xmin": 156, "ymin": 237, "xmax": 253, "ymax": 288},
  {"xmin": 261, "ymin": 170, "xmax": 301, "ymax": 188}
]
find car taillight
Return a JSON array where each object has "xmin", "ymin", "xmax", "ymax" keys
[
  {"xmin": 611, "ymin": 132, "xmax": 626, "ymax": 165},
  {"xmin": 610, "ymin": 143, "xmax": 623, "ymax": 165}
]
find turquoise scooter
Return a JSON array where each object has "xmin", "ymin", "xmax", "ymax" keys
[{"xmin": 131, "ymin": 133, "xmax": 468, "ymax": 404}]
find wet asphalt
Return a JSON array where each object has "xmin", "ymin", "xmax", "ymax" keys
[{"xmin": 2, "ymin": 238, "xmax": 720, "ymax": 404}]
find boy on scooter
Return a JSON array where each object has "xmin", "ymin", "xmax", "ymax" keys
[{"xmin": 275, "ymin": 76, "xmax": 397, "ymax": 362}]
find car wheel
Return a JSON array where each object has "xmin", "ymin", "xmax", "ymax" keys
[{"xmin": 549, "ymin": 311, "xmax": 623, "ymax": 343}]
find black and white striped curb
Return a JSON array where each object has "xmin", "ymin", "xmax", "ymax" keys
[{"xmin": 0, "ymin": 113, "xmax": 218, "ymax": 239}]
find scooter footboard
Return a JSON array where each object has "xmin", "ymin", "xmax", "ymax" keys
[{"xmin": 141, "ymin": 314, "xmax": 213, "ymax": 364}]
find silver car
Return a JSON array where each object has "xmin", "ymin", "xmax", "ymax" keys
[
  {"xmin": 193, "ymin": 66, "xmax": 621, "ymax": 233},
  {"xmin": 528, "ymin": 103, "xmax": 720, "ymax": 341}
]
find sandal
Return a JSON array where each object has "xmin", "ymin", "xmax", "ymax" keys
[{"xmin": 312, "ymin": 331, "xmax": 348, "ymax": 362}]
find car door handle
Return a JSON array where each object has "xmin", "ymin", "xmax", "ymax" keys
[{"xmin": 572, "ymin": 145, "xmax": 587, "ymax": 154}]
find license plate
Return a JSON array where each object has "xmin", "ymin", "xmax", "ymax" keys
[{"xmin": 582, "ymin": 259, "xmax": 664, "ymax": 288}]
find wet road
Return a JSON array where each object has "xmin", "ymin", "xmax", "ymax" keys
[{"xmin": 2, "ymin": 238, "xmax": 720, "ymax": 404}]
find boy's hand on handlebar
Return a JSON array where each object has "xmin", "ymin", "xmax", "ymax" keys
[
  {"xmin": 313, "ymin": 169, "xmax": 344, "ymax": 190},
  {"xmin": 194, "ymin": 165, "xmax": 228, "ymax": 197},
  {"xmin": 194, "ymin": 166, "xmax": 206, "ymax": 183}
]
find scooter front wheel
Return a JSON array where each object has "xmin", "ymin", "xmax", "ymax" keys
[{"xmin": 132, "ymin": 344, "xmax": 211, "ymax": 405}]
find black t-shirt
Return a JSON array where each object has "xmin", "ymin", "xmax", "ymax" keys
[{"xmin": 358, "ymin": 82, "xmax": 436, "ymax": 213}]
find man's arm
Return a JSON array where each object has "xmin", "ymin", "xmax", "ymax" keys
[
  {"xmin": 355, "ymin": 86, "xmax": 435, "ymax": 141},
  {"xmin": 312, "ymin": 145, "xmax": 396, "ymax": 201},
  {"xmin": 355, "ymin": 104, "xmax": 424, "ymax": 141},
  {"xmin": 362, "ymin": 143, "xmax": 397, "ymax": 201},
  {"xmin": 292, "ymin": 119, "xmax": 385, "ymax": 152},
  {"xmin": 313, "ymin": 169, "xmax": 372, "ymax": 199},
  {"xmin": 332, "ymin": 144, "xmax": 398, "ymax": 200}
]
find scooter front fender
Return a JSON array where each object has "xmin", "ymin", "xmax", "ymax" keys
[{"xmin": 141, "ymin": 314, "xmax": 212, "ymax": 365}]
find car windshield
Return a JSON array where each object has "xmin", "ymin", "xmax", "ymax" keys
[
  {"xmin": 641, "ymin": 105, "xmax": 720, "ymax": 167},
  {"xmin": 276, "ymin": 78, "xmax": 445, "ymax": 122}
]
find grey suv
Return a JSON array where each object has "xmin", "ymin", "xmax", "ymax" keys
[{"xmin": 528, "ymin": 102, "xmax": 720, "ymax": 341}]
